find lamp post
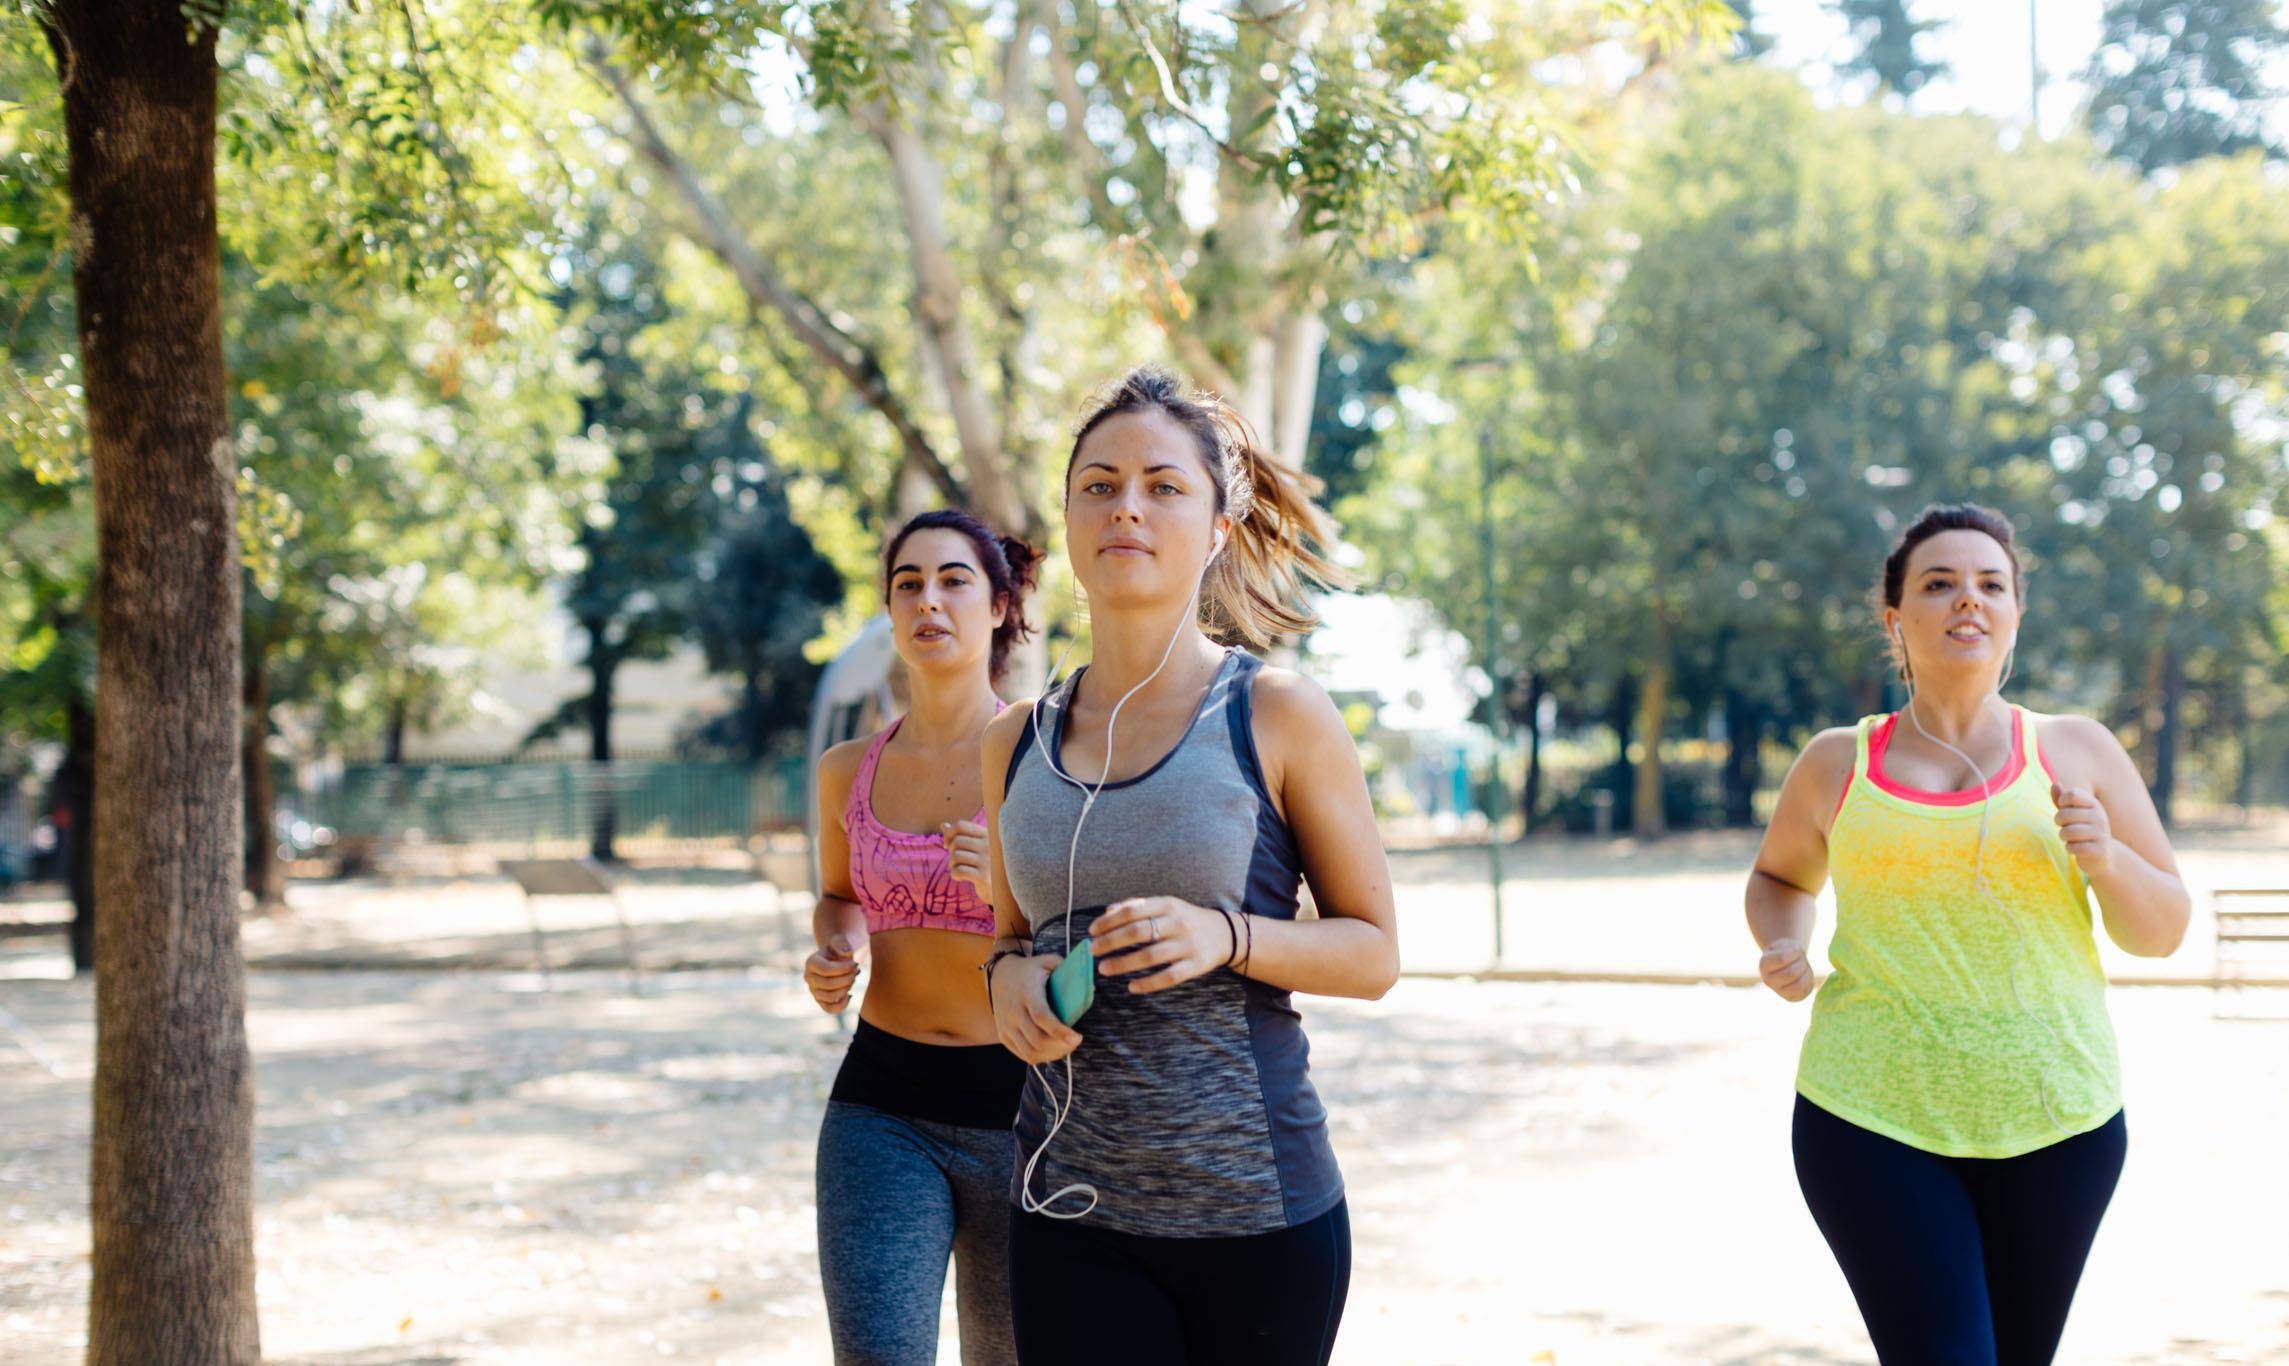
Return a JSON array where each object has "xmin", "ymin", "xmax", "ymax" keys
[{"xmin": 1478, "ymin": 427, "xmax": 1506, "ymax": 963}]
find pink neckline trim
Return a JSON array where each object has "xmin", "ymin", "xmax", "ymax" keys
[
  {"xmin": 850, "ymin": 708, "xmax": 999, "ymax": 840},
  {"xmin": 1866, "ymin": 709, "xmax": 2026, "ymax": 806}
]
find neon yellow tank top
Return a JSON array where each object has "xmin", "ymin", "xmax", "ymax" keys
[{"xmin": 1795, "ymin": 705, "xmax": 2122, "ymax": 1158}]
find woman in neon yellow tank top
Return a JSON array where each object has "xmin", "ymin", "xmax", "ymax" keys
[{"xmin": 1746, "ymin": 504, "xmax": 2190, "ymax": 1366}]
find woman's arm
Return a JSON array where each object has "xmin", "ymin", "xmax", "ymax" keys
[
  {"xmin": 1744, "ymin": 728, "xmax": 1854, "ymax": 1002},
  {"xmin": 1095, "ymin": 667, "xmax": 1398, "ymax": 1001},
  {"xmin": 979, "ymin": 704, "xmax": 1082, "ymax": 1063},
  {"xmin": 2041, "ymin": 715, "xmax": 2190, "ymax": 958},
  {"xmin": 803, "ymin": 740, "xmax": 871, "ymax": 1011}
]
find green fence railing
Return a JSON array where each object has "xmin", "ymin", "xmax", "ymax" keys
[{"xmin": 304, "ymin": 756, "xmax": 806, "ymax": 849}]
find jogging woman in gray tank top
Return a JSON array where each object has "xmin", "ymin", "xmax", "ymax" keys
[{"xmin": 980, "ymin": 367, "xmax": 1400, "ymax": 1366}]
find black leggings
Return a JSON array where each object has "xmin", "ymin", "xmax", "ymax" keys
[
  {"xmin": 1793, "ymin": 1095, "xmax": 2127, "ymax": 1366},
  {"xmin": 1008, "ymin": 1200, "xmax": 1350, "ymax": 1366}
]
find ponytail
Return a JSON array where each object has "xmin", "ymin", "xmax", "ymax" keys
[{"xmin": 1201, "ymin": 418, "xmax": 1352, "ymax": 649}]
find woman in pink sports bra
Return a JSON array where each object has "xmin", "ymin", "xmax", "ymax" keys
[{"xmin": 804, "ymin": 508, "xmax": 1039, "ymax": 1366}]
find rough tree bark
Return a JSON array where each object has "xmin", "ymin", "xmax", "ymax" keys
[
  {"xmin": 241, "ymin": 639, "xmax": 284, "ymax": 909},
  {"xmin": 583, "ymin": 620, "xmax": 619, "ymax": 862},
  {"xmin": 49, "ymin": 3, "xmax": 262, "ymax": 1360},
  {"xmin": 60, "ymin": 692, "xmax": 96, "ymax": 975},
  {"xmin": 1633, "ymin": 618, "xmax": 1672, "ymax": 838},
  {"xmin": 1518, "ymin": 670, "xmax": 1546, "ymax": 833},
  {"xmin": 2147, "ymin": 641, "xmax": 2183, "ymax": 828}
]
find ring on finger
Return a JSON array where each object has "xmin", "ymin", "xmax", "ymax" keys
[{"xmin": 1149, "ymin": 916, "xmax": 1161, "ymax": 943}]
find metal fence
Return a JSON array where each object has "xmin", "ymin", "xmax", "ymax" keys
[
  {"xmin": 299, "ymin": 755, "xmax": 807, "ymax": 854},
  {"xmin": 0, "ymin": 772, "xmax": 36, "ymax": 888}
]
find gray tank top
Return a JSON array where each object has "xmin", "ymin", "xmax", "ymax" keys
[{"xmin": 998, "ymin": 649, "xmax": 1343, "ymax": 1237}]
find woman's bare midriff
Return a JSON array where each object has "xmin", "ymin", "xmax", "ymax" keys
[{"xmin": 855, "ymin": 927, "xmax": 1003, "ymax": 1045}]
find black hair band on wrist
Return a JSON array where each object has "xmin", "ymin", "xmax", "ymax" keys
[
  {"xmin": 1216, "ymin": 907, "xmax": 1240, "ymax": 968},
  {"xmin": 981, "ymin": 943, "xmax": 1032, "ymax": 1004}
]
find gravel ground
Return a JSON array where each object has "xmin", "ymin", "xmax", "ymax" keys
[{"xmin": 5, "ymin": 961, "xmax": 2285, "ymax": 1364}]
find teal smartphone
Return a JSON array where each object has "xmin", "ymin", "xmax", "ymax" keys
[{"xmin": 1046, "ymin": 938, "xmax": 1095, "ymax": 1026}]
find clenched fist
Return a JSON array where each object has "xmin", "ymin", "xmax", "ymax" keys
[
  {"xmin": 1758, "ymin": 937, "xmax": 1814, "ymax": 1002},
  {"xmin": 942, "ymin": 819, "xmax": 990, "ymax": 897},
  {"xmin": 803, "ymin": 933, "xmax": 869, "ymax": 1013},
  {"xmin": 2051, "ymin": 783, "xmax": 2114, "ymax": 878}
]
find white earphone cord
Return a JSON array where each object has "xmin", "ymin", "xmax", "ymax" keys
[{"xmin": 1015, "ymin": 533, "xmax": 1222, "ymax": 1220}]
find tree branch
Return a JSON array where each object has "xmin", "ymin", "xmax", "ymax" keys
[
  {"xmin": 1110, "ymin": 0, "xmax": 1262, "ymax": 168},
  {"xmin": 1042, "ymin": 2, "xmax": 1136, "ymax": 234},
  {"xmin": 844, "ymin": 1, "xmax": 1031, "ymax": 536},
  {"xmin": 585, "ymin": 44, "xmax": 966, "ymax": 510},
  {"xmin": 1041, "ymin": 4, "xmax": 1246, "ymax": 400},
  {"xmin": 983, "ymin": 14, "xmax": 1042, "ymax": 497}
]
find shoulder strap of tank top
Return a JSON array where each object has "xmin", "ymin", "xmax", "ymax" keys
[
  {"xmin": 1005, "ymin": 699, "xmax": 1042, "ymax": 793},
  {"xmin": 2009, "ymin": 704, "xmax": 2048, "ymax": 791},
  {"xmin": 847, "ymin": 719, "xmax": 901, "ymax": 827},
  {"xmin": 1832, "ymin": 713, "xmax": 1881, "ymax": 822},
  {"xmin": 1852, "ymin": 713, "xmax": 1879, "ymax": 779},
  {"xmin": 1009, "ymin": 671, "xmax": 1078, "ymax": 793},
  {"xmin": 1223, "ymin": 649, "xmax": 1271, "ymax": 798}
]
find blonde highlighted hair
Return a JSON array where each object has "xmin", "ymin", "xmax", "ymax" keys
[{"xmin": 1066, "ymin": 366, "xmax": 1353, "ymax": 649}]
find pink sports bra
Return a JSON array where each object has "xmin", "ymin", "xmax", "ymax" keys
[{"xmin": 843, "ymin": 712, "xmax": 1000, "ymax": 937}]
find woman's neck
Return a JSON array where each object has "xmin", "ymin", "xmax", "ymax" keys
[
  {"xmin": 899, "ymin": 668, "xmax": 1000, "ymax": 747},
  {"xmin": 1901, "ymin": 678, "xmax": 2008, "ymax": 749},
  {"xmin": 1081, "ymin": 605, "xmax": 1221, "ymax": 710}
]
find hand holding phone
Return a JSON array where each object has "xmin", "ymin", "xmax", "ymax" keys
[{"xmin": 1047, "ymin": 938, "xmax": 1096, "ymax": 1025}]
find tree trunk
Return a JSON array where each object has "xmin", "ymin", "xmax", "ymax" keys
[
  {"xmin": 586, "ymin": 627, "xmax": 618, "ymax": 862},
  {"xmin": 1269, "ymin": 310, "xmax": 1327, "ymax": 470},
  {"xmin": 1633, "ymin": 622, "xmax": 1671, "ymax": 838},
  {"xmin": 1608, "ymin": 674, "xmax": 1637, "ymax": 790},
  {"xmin": 1036, "ymin": 3, "xmax": 1250, "ymax": 406},
  {"xmin": 894, "ymin": 452, "xmax": 940, "ymax": 522},
  {"xmin": 2235, "ymin": 708, "xmax": 2255, "ymax": 813},
  {"xmin": 870, "ymin": 107, "xmax": 1029, "ymax": 534},
  {"xmin": 2147, "ymin": 642, "xmax": 2182, "ymax": 828},
  {"xmin": 241, "ymin": 652, "xmax": 283, "ymax": 909},
  {"xmin": 739, "ymin": 669, "xmax": 766, "ymax": 764},
  {"xmin": 1519, "ymin": 670, "xmax": 1546, "ymax": 833},
  {"xmin": 60, "ymin": 694, "xmax": 96, "ymax": 976},
  {"xmin": 1217, "ymin": 5, "xmax": 1294, "ymax": 442},
  {"xmin": 53, "ymin": 4, "xmax": 261, "ymax": 1360},
  {"xmin": 383, "ymin": 691, "xmax": 408, "ymax": 766},
  {"xmin": 1722, "ymin": 688, "xmax": 1761, "ymax": 828}
]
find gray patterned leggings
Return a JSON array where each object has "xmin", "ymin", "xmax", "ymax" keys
[{"xmin": 816, "ymin": 1101, "xmax": 1017, "ymax": 1366}]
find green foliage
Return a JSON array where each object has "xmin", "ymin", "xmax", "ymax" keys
[
  {"xmin": 1344, "ymin": 62, "xmax": 2289, "ymax": 814},
  {"xmin": 1, "ymin": 25, "xmax": 78, "ymax": 486},
  {"xmin": 530, "ymin": 217, "xmax": 837, "ymax": 760},
  {"xmin": 688, "ymin": 398, "xmax": 843, "ymax": 760},
  {"xmin": 1719, "ymin": 0, "xmax": 1773, "ymax": 58},
  {"xmin": 1834, "ymin": 0, "xmax": 1947, "ymax": 97},
  {"xmin": 2083, "ymin": 0, "xmax": 2288, "ymax": 172}
]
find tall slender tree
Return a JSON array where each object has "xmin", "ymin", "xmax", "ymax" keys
[
  {"xmin": 38, "ymin": 4, "xmax": 261, "ymax": 1359},
  {"xmin": 2084, "ymin": 0, "xmax": 2288, "ymax": 172},
  {"xmin": 1835, "ymin": 0, "xmax": 1948, "ymax": 95}
]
